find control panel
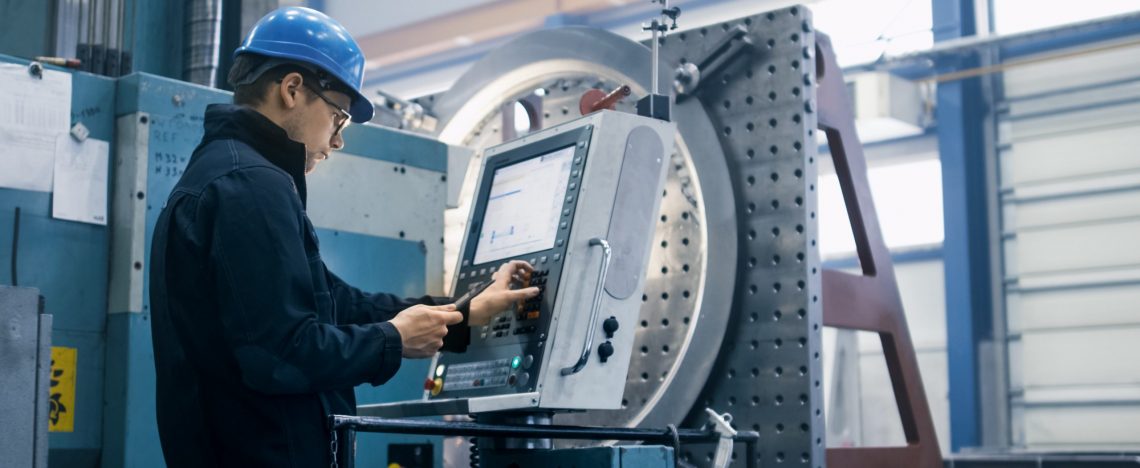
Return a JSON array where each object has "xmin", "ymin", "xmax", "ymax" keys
[{"xmin": 360, "ymin": 110, "xmax": 675, "ymax": 417}]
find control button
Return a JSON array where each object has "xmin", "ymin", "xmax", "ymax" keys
[
  {"xmin": 556, "ymin": 239, "xmax": 564, "ymax": 247},
  {"xmin": 553, "ymin": 253, "xmax": 561, "ymax": 261},
  {"xmin": 598, "ymin": 341, "xmax": 615, "ymax": 363},
  {"xmin": 603, "ymin": 316, "xmax": 619, "ymax": 339},
  {"xmin": 540, "ymin": 256, "xmax": 547, "ymax": 264},
  {"xmin": 459, "ymin": 272, "xmax": 466, "ymax": 279},
  {"xmin": 423, "ymin": 378, "xmax": 436, "ymax": 391},
  {"xmin": 560, "ymin": 221, "xmax": 568, "ymax": 230},
  {"xmin": 530, "ymin": 258, "xmax": 537, "ymax": 265},
  {"xmin": 572, "ymin": 170, "xmax": 580, "ymax": 178},
  {"xmin": 435, "ymin": 364, "xmax": 446, "ymax": 377},
  {"xmin": 517, "ymin": 372, "xmax": 530, "ymax": 387},
  {"xmin": 569, "ymin": 182, "xmax": 577, "ymax": 190},
  {"xmin": 463, "ymin": 259, "xmax": 470, "ymax": 266},
  {"xmin": 427, "ymin": 378, "xmax": 443, "ymax": 396},
  {"xmin": 523, "ymin": 355, "xmax": 534, "ymax": 369},
  {"xmin": 566, "ymin": 195, "xmax": 574, "ymax": 203},
  {"xmin": 574, "ymin": 156, "xmax": 582, "ymax": 164},
  {"xmin": 511, "ymin": 356, "xmax": 521, "ymax": 369},
  {"xmin": 526, "ymin": 310, "xmax": 540, "ymax": 320},
  {"xmin": 507, "ymin": 374, "xmax": 517, "ymax": 386},
  {"xmin": 495, "ymin": 331, "xmax": 504, "ymax": 338},
  {"xmin": 563, "ymin": 208, "xmax": 571, "ymax": 216}
]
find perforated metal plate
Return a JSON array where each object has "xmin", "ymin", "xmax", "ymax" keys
[
  {"xmin": 662, "ymin": 7, "xmax": 826, "ymax": 467},
  {"xmin": 416, "ymin": 7, "xmax": 824, "ymax": 465}
]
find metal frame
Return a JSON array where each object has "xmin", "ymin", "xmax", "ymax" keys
[
  {"xmin": 329, "ymin": 415, "xmax": 762, "ymax": 468},
  {"xmin": 816, "ymin": 32, "xmax": 943, "ymax": 468}
]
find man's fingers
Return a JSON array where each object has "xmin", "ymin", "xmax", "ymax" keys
[
  {"xmin": 436, "ymin": 310, "xmax": 464, "ymax": 325},
  {"xmin": 508, "ymin": 287, "xmax": 540, "ymax": 301},
  {"xmin": 511, "ymin": 260, "xmax": 535, "ymax": 274},
  {"xmin": 428, "ymin": 303, "xmax": 457, "ymax": 311}
]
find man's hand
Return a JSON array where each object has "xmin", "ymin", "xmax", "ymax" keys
[
  {"xmin": 389, "ymin": 304, "xmax": 463, "ymax": 358},
  {"xmin": 469, "ymin": 260, "xmax": 541, "ymax": 326}
]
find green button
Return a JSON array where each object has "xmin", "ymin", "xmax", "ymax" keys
[{"xmin": 511, "ymin": 356, "xmax": 521, "ymax": 369}]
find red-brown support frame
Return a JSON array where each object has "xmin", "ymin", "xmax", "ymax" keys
[{"xmin": 815, "ymin": 33, "xmax": 943, "ymax": 468}]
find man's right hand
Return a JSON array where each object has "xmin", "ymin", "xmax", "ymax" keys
[{"xmin": 389, "ymin": 304, "xmax": 463, "ymax": 358}]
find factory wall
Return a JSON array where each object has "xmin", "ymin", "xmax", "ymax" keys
[{"xmin": 998, "ymin": 39, "xmax": 1140, "ymax": 449}]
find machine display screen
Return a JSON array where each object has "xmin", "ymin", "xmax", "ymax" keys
[{"xmin": 473, "ymin": 145, "xmax": 575, "ymax": 265}]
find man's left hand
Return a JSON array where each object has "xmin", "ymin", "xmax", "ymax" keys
[{"xmin": 468, "ymin": 260, "xmax": 540, "ymax": 326}]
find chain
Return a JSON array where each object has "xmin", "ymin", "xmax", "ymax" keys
[{"xmin": 329, "ymin": 428, "xmax": 340, "ymax": 468}]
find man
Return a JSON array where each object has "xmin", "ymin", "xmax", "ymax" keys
[{"xmin": 148, "ymin": 7, "xmax": 538, "ymax": 467}]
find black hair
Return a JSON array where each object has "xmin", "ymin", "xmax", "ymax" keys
[{"xmin": 227, "ymin": 54, "xmax": 351, "ymax": 107}]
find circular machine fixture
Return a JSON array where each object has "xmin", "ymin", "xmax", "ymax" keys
[{"xmin": 427, "ymin": 28, "xmax": 738, "ymax": 437}]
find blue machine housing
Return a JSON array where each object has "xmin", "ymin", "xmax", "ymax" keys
[{"xmin": 0, "ymin": 56, "xmax": 446, "ymax": 467}]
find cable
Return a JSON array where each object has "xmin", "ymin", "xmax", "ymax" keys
[{"xmin": 11, "ymin": 207, "xmax": 20, "ymax": 286}]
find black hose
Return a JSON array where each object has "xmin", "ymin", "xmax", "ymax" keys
[{"xmin": 11, "ymin": 206, "xmax": 20, "ymax": 286}]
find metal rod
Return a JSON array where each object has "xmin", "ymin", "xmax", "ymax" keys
[
  {"xmin": 76, "ymin": 0, "xmax": 85, "ymax": 56},
  {"xmin": 651, "ymin": 20, "xmax": 659, "ymax": 96},
  {"xmin": 585, "ymin": 85, "xmax": 631, "ymax": 113},
  {"xmin": 86, "ymin": 0, "xmax": 95, "ymax": 50},
  {"xmin": 11, "ymin": 207, "xmax": 20, "ymax": 286},
  {"xmin": 101, "ymin": 0, "xmax": 110, "ymax": 50},
  {"xmin": 331, "ymin": 415, "xmax": 761, "ymax": 468},
  {"xmin": 116, "ymin": 0, "xmax": 124, "ymax": 74},
  {"xmin": 330, "ymin": 415, "xmax": 758, "ymax": 443}
]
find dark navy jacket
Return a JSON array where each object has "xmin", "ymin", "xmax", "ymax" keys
[{"xmin": 149, "ymin": 104, "xmax": 467, "ymax": 467}]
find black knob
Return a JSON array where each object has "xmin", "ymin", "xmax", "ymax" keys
[
  {"xmin": 598, "ymin": 341, "xmax": 615, "ymax": 363},
  {"xmin": 602, "ymin": 316, "xmax": 619, "ymax": 338}
]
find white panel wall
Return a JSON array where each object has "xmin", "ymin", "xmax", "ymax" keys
[{"xmin": 999, "ymin": 40, "xmax": 1140, "ymax": 449}]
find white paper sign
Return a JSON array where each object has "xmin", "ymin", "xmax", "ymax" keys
[
  {"xmin": 52, "ymin": 136, "xmax": 108, "ymax": 225},
  {"xmin": 0, "ymin": 63, "xmax": 72, "ymax": 192}
]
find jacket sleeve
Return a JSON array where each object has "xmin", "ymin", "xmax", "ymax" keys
[
  {"xmin": 206, "ymin": 167, "xmax": 404, "ymax": 395},
  {"xmin": 326, "ymin": 270, "xmax": 471, "ymax": 353}
]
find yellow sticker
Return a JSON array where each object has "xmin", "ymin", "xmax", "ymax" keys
[{"xmin": 49, "ymin": 346, "xmax": 77, "ymax": 432}]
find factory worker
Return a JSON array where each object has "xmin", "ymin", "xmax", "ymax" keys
[{"xmin": 147, "ymin": 7, "xmax": 539, "ymax": 467}]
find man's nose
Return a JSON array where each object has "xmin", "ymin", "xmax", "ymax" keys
[{"xmin": 330, "ymin": 131, "xmax": 344, "ymax": 151}]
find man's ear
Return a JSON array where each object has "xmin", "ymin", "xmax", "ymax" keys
[{"xmin": 277, "ymin": 72, "xmax": 304, "ymax": 110}]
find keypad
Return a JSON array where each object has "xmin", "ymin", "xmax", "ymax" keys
[
  {"xmin": 459, "ymin": 265, "xmax": 551, "ymax": 340},
  {"xmin": 442, "ymin": 358, "xmax": 512, "ymax": 391}
]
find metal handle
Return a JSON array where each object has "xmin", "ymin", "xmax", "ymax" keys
[{"xmin": 561, "ymin": 238, "xmax": 612, "ymax": 376}]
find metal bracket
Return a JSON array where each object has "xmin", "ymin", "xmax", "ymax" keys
[
  {"xmin": 674, "ymin": 25, "xmax": 752, "ymax": 100},
  {"xmin": 704, "ymin": 408, "xmax": 738, "ymax": 468},
  {"xmin": 561, "ymin": 237, "xmax": 612, "ymax": 376},
  {"xmin": 816, "ymin": 32, "xmax": 943, "ymax": 468}
]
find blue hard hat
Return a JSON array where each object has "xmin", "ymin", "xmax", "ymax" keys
[{"xmin": 235, "ymin": 7, "xmax": 374, "ymax": 123}]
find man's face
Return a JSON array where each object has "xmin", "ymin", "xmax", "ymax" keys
[{"xmin": 280, "ymin": 76, "xmax": 351, "ymax": 175}]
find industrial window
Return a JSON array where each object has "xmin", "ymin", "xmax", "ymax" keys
[
  {"xmin": 810, "ymin": 0, "xmax": 934, "ymax": 67},
  {"xmin": 992, "ymin": 0, "xmax": 1139, "ymax": 34},
  {"xmin": 818, "ymin": 157, "xmax": 944, "ymax": 259}
]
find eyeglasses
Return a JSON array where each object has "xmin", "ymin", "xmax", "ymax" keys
[{"xmin": 303, "ymin": 82, "xmax": 352, "ymax": 137}]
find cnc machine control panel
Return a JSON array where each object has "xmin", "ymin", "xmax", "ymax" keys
[
  {"xmin": 440, "ymin": 133, "xmax": 583, "ymax": 398},
  {"xmin": 360, "ymin": 110, "xmax": 676, "ymax": 417}
]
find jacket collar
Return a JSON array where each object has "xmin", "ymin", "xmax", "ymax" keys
[{"xmin": 201, "ymin": 104, "xmax": 309, "ymax": 206}]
